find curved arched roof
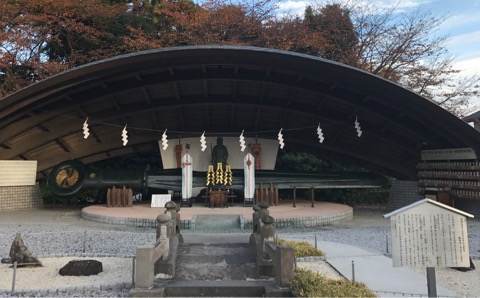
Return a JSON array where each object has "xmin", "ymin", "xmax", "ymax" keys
[{"xmin": 1, "ymin": 45, "xmax": 479, "ymax": 179}]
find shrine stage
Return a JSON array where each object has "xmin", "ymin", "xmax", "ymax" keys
[{"xmin": 81, "ymin": 201, "xmax": 353, "ymax": 229}]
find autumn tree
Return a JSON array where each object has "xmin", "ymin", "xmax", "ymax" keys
[
  {"xmin": 0, "ymin": 0, "xmax": 163, "ymax": 96},
  {"xmin": 303, "ymin": 4, "xmax": 358, "ymax": 65},
  {"xmin": 349, "ymin": 5, "xmax": 479, "ymax": 116}
]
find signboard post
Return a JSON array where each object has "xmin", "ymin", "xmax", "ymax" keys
[
  {"xmin": 426, "ymin": 267, "xmax": 436, "ymax": 297},
  {"xmin": 384, "ymin": 199, "xmax": 474, "ymax": 297}
]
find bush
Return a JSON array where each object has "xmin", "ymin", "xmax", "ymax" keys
[
  {"xmin": 278, "ymin": 239, "xmax": 324, "ymax": 257},
  {"xmin": 291, "ymin": 269, "xmax": 376, "ymax": 297}
]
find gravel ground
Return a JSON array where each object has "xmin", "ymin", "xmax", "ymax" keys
[
  {"xmin": 414, "ymin": 260, "xmax": 480, "ymax": 298},
  {"xmin": 0, "ymin": 257, "xmax": 131, "ymax": 292},
  {"xmin": 279, "ymin": 209, "xmax": 480, "ymax": 258},
  {"xmin": 0, "ymin": 288, "xmax": 131, "ymax": 298},
  {"xmin": 0, "ymin": 230, "xmax": 155, "ymax": 258}
]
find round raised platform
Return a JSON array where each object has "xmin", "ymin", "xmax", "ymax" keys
[{"xmin": 81, "ymin": 201, "xmax": 353, "ymax": 229}]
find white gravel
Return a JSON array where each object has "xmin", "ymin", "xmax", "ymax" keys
[
  {"xmin": 414, "ymin": 260, "xmax": 480, "ymax": 297},
  {"xmin": 0, "ymin": 257, "xmax": 132, "ymax": 292}
]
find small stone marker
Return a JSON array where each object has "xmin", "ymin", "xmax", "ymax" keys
[
  {"xmin": 8, "ymin": 233, "xmax": 42, "ymax": 267},
  {"xmin": 384, "ymin": 199, "xmax": 474, "ymax": 297},
  {"xmin": 59, "ymin": 260, "xmax": 103, "ymax": 276}
]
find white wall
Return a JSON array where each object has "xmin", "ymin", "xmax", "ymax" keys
[
  {"xmin": 0, "ymin": 160, "xmax": 37, "ymax": 186},
  {"xmin": 159, "ymin": 137, "xmax": 278, "ymax": 171}
]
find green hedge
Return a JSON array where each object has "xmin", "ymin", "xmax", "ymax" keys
[
  {"xmin": 291, "ymin": 269, "xmax": 376, "ymax": 297},
  {"xmin": 278, "ymin": 239, "xmax": 324, "ymax": 257}
]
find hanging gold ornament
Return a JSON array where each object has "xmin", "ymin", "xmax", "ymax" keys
[
  {"xmin": 224, "ymin": 164, "xmax": 232, "ymax": 186},
  {"xmin": 215, "ymin": 162, "xmax": 224, "ymax": 185},
  {"xmin": 206, "ymin": 165, "xmax": 215, "ymax": 186}
]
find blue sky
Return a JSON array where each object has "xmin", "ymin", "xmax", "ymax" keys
[
  {"xmin": 426, "ymin": 0, "xmax": 480, "ymax": 76},
  {"xmin": 276, "ymin": 0, "xmax": 480, "ymax": 77},
  {"xmin": 272, "ymin": 0, "xmax": 480, "ymax": 112}
]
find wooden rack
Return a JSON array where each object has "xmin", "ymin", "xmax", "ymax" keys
[{"xmin": 417, "ymin": 161, "xmax": 480, "ymax": 201}]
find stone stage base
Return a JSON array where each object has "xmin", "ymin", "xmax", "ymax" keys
[{"xmin": 81, "ymin": 201, "xmax": 353, "ymax": 229}]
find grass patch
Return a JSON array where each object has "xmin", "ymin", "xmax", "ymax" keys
[
  {"xmin": 278, "ymin": 239, "xmax": 324, "ymax": 257},
  {"xmin": 291, "ymin": 268, "xmax": 376, "ymax": 297}
]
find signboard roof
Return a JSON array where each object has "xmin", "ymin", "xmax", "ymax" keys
[{"xmin": 384, "ymin": 198, "xmax": 474, "ymax": 219}]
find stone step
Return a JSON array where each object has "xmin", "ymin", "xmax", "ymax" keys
[
  {"xmin": 175, "ymin": 242, "xmax": 257, "ymax": 280},
  {"xmin": 130, "ymin": 280, "xmax": 292, "ymax": 297},
  {"xmin": 194, "ymin": 214, "xmax": 241, "ymax": 231}
]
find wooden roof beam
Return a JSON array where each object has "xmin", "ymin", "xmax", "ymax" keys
[
  {"xmin": 37, "ymin": 124, "xmax": 50, "ymax": 132},
  {"xmin": 202, "ymin": 65, "xmax": 208, "ymax": 98},
  {"xmin": 18, "ymin": 154, "xmax": 29, "ymax": 160},
  {"xmin": 55, "ymin": 137, "xmax": 73, "ymax": 153}
]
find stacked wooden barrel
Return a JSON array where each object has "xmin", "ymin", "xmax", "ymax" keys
[
  {"xmin": 106, "ymin": 186, "xmax": 133, "ymax": 207},
  {"xmin": 255, "ymin": 183, "xmax": 279, "ymax": 206}
]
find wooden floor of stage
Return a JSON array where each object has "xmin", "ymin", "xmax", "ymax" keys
[{"xmin": 81, "ymin": 201, "xmax": 352, "ymax": 221}]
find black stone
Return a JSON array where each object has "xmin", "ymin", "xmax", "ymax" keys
[{"xmin": 59, "ymin": 260, "xmax": 103, "ymax": 276}]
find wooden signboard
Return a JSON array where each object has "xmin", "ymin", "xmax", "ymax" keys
[
  {"xmin": 385, "ymin": 199, "xmax": 473, "ymax": 268},
  {"xmin": 0, "ymin": 160, "xmax": 37, "ymax": 186},
  {"xmin": 151, "ymin": 194, "xmax": 171, "ymax": 208}
]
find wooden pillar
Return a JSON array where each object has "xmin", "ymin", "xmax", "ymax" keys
[
  {"xmin": 293, "ymin": 187, "xmax": 296, "ymax": 208},
  {"xmin": 127, "ymin": 188, "xmax": 133, "ymax": 207},
  {"xmin": 270, "ymin": 185, "xmax": 274, "ymax": 206},
  {"xmin": 122, "ymin": 186, "xmax": 127, "ymax": 207},
  {"xmin": 175, "ymin": 144, "xmax": 183, "ymax": 168},
  {"xmin": 311, "ymin": 186, "xmax": 315, "ymax": 208},
  {"xmin": 269, "ymin": 183, "xmax": 274, "ymax": 206},
  {"xmin": 258, "ymin": 184, "xmax": 263, "ymax": 204},
  {"xmin": 251, "ymin": 143, "xmax": 262, "ymax": 170},
  {"xmin": 274, "ymin": 185, "xmax": 279, "ymax": 206},
  {"xmin": 264, "ymin": 184, "xmax": 269, "ymax": 206},
  {"xmin": 112, "ymin": 186, "xmax": 117, "ymax": 207},
  {"xmin": 107, "ymin": 188, "xmax": 112, "ymax": 207},
  {"xmin": 116, "ymin": 187, "xmax": 121, "ymax": 207},
  {"xmin": 276, "ymin": 186, "xmax": 279, "ymax": 205}
]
